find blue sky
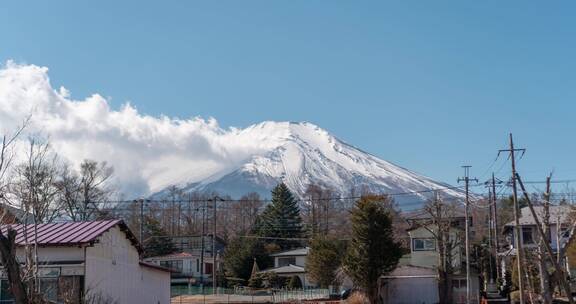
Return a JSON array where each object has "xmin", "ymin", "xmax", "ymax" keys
[{"xmin": 1, "ymin": 1, "xmax": 575, "ymax": 190}]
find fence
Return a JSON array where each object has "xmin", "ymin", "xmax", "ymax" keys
[
  {"xmin": 271, "ymin": 288, "xmax": 330, "ymax": 303},
  {"xmin": 170, "ymin": 286, "xmax": 331, "ymax": 304}
]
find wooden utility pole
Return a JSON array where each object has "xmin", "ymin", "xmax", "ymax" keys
[
  {"xmin": 200, "ymin": 200, "xmax": 206, "ymax": 292},
  {"xmin": 210, "ymin": 196, "xmax": 224, "ymax": 294},
  {"xmin": 516, "ymin": 173, "xmax": 574, "ymax": 304},
  {"xmin": 490, "ymin": 174, "xmax": 502, "ymax": 283},
  {"xmin": 498, "ymin": 133, "xmax": 526, "ymax": 304},
  {"xmin": 139, "ymin": 199, "xmax": 144, "ymax": 241},
  {"xmin": 213, "ymin": 197, "xmax": 217, "ymax": 294},
  {"xmin": 492, "ymin": 172, "xmax": 500, "ymax": 276},
  {"xmin": 487, "ymin": 186, "xmax": 494, "ymax": 283},
  {"xmin": 458, "ymin": 165, "xmax": 477, "ymax": 304}
]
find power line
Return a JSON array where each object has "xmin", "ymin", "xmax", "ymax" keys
[{"xmin": 85, "ymin": 183, "xmax": 483, "ymax": 206}]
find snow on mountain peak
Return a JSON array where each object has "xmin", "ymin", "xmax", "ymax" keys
[{"xmin": 158, "ymin": 120, "xmax": 464, "ymax": 207}]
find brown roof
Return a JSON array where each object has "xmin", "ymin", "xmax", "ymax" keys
[
  {"xmin": 139, "ymin": 261, "xmax": 172, "ymax": 273},
  {"xmin": 0, "ymin": 220, "xmax": 142, "ymax": 252},
  {"xmin": 151, "ymin": 252, "xmax": 195, "ymax": 259}
]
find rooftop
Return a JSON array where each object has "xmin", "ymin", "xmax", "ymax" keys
[
  {"xmin": 261, "ymin": 264, "xmax": 305, "ymax": 274},
  {"xmin": 402, "ymin": 205, "xmax": 466, "ymax": 221},
  {"xmin": 0, "ymin": 220, "xmax": 141, "ymax": 251},
  {"xmin": 270, "ymin": 247, "xmax": 309, "ymax": 257},
  {"xmin": 146, "ymin": 251, "xmax": 211, "ymax": 260},
  {"xmin": 504, "ymin": 205, "xmax": 574, "ymax": 227}
]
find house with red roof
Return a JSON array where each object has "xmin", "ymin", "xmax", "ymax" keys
[{"xmin": 0, "ymin": 219, "xmax": 170, "ymax": 304}]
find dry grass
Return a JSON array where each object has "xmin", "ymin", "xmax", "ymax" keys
[{"xmin": 346, "ymin": 291, "xmax": 369, "ymax": 304}]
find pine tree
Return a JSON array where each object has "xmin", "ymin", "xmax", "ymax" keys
[
  {"xmin": 222, "ymin": 237, "xmax": 273, "ymax": 283},
  {"xmin": 142, "ymin": 217, "xmax": 177, "ymax": 258},
  {"xmin": 343, "ymin": 195, "xmax": 402, "ymax": 304},
  {"xmin": 256, "ymin": 183, "xmax": 304, "ymax": 249},
  {"xmin": 287, "ymin": 275, "xmax": 302, "ymax": 289},
  {"xmin": 306, "ymin": 236, "xmax": 345, "ymax": 288}
]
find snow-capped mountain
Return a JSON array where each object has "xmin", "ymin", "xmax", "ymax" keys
[{"xmin": 152, "ymin": 121, "xmax": 463, "ymax": 208}]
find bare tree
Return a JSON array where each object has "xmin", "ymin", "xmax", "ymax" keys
[
  {"xmin": 56, "ymin": 160, "xmax": 113, "ymax": 221},
  {"xmin": 0, "ymin": 120, "xmax": 28, "ymax": 204},
  {"xmin": 238, "ymin": 192, "xmax": 262, "ymax": 234},
  {"xmin": 11, "ymin": 137, "xmax": 61, "ymax": 224},
  {"xmin": 10, "ymin": 137, "xmax": 63, "ymax": 297},
  {"xmin": 0, "ymin": 120, "xmax": 35, "ymax": 303},
  {"xmin": 536, "ymin": 174, "xmax": 553, "ymax": 304},
  {"xmin": 0, "ymin": 228, "xmax": 29, "ymax": 303},
  {"xmin": 419, "ymin": 193, "xmax": 462, "ymax": 304},
  {"xmin": 303, "ymin": 184, "xmax": 335, "ymax": 236}
]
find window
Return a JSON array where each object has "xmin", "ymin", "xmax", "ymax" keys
[
  {"xmin": 160, "ymin": 260, "xmax": 183, "ymax": 273},
  {"xmin": 413, "ymin": 238, "xmax": 436, "ymax": 251},
  {"xmin": 205, "ymin": 263, "xmax": 213, "ymax": 275},
  {"xmin": 278, "ymin": 257, "xmax": 296, "ymax": 267},
  {"xmin": 452, "ymin": 278, "xmax": 467, "ymax": 289},
  {"xmin": 0, "ymin": 280, "xmax": 13, "ymax": 303},
  {"xmin": 196, "ymin": 259, "xmax": 200, "ymax": 272},
  {"xmin": 39, "ymin": 278, "xmax": 58, "ymax": 302},
  {"xmin": 522, "ymin": 227, "xmax": 534, "ymax": 244}
]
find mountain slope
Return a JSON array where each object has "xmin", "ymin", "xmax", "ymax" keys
[{"xmin": 154, "ymin": 121, "xmax": 463, "ymax": 207}]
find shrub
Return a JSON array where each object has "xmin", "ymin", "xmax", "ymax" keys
[
  {"xmin": 287, "ymin": 275, "xmax": 302, "ymax": 289},
  {"xmin": 346, "ymin": 292, "xmax": 369, "ymax": 304}
]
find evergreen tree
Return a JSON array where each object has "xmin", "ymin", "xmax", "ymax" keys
[
  {"xmin": 343, "ymin": 195, "xmax": 402, "ymax": 304},
  {"xmin": 222, "ymin": 237, "xmax": 273, "ymax": 283},
  {"xmin": 287, "ymin": 275, "xmax": 302, "ymax": 289},
  {"xmin": 306, "ymin": 236, "xmax": 346, "ymax": 288},
  {"xmin": 255, "ymin": 183, "xmax": 304, "ymax": 249},
  {"xmin": 142, "ymin": 217, "xmax": 177, "ymax": 258}
]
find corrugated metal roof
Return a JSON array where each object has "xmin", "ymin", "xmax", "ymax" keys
[{"xmin": 0, "ymin": 220, "xmax": 140, "ymax": 251}]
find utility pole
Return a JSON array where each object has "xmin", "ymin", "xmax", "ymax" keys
[
  {"xmin": 498, "ymin": 133, "xmax": 526, "ymax": 304},
  {"xmin": 491, "ymin": 173, "xmax": 501, "ymax": 283},
  {"xmin": 177, "ymin": 201, "xmax": 181, "ymax": 236},
  {"xmin": 138, "ymin": 199, "xmax": 144, "ymax": 241},
  {"xmin": 213, "ymin": 197, "xmax": 217, "ymax": 294},
  {"xmin": 310, "ymin": 194, "xmax": 316, "ymax": 235},
  {"xmin": 200, "ymin": 200, "xmax": 206, "ymax": 293},
  {"xmin": 172, "ymin": 195, "xmax": 176, "ymax": 236},
  {"xmin": 209, "ymin": 196, "xmax": 224, "ymax": 294},
  {"xmin": 458, "ymin": 165, "xmax": 478, "ymax": 304},
  {"xmin": 486, "ymin": 186, "xmax": 494, "ymax": 283},
  {"xmin": 485, "ymin": 174, "xmax": 502, "ymax": 284}
]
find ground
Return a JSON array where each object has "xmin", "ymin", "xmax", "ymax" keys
[{"xmin": 171, "ymin": 294, "xmax": 274, "ymax": 304}]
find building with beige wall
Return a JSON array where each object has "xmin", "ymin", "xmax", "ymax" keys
[{"xmin": 0, "ymin": 220, "xmax": 171, "ymax": 303}]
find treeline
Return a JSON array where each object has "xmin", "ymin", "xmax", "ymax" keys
[
  {"xmin": 220, "ymin": 185, "xmax": 404, "ymax": 304},
  {"xmin": 0, "ymin": 136, "xmax": 114, "ymax": 224}
]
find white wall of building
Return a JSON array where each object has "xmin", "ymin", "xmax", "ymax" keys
[
  {"xmin": 510, "ymin": 223, "xmax": 565, "ymax": 250},
  {"xmin": 408, "ymin": 226, "xmax": 462, "ymax": 269},
  {"xmin": 16, "ymin": 246, "xmax": 84, "ymax": 262},
  {"xmin": 85, "ymin": 226, "xmax": 170, "ymax": 304},
  {"xmin": 273, "ymin": 255, "xmax": 306, "ymax": 268}
]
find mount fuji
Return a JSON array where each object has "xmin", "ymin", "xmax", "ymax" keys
[{"xmin": 152, "ymin": 121, "xmax": 463, "ymax": 208}]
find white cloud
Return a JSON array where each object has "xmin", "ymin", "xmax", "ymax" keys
[{"xmin": 0, "ymin": 61, "xmax": 284, "ymax": 197}]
